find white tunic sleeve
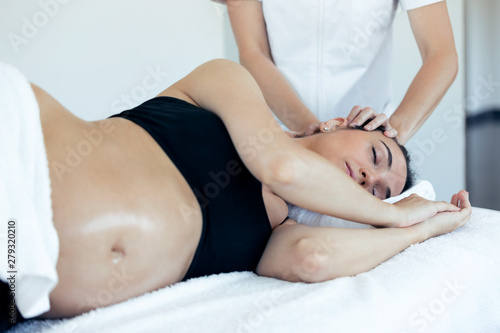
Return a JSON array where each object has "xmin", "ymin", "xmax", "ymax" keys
[{"xmin": 399, "ymin": 0, "xmax": 444, "ymax": 11}]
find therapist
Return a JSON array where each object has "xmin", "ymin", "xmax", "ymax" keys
[{"xmin": 224, "ymin": 0, "xmax": 458, "ymax": 145}]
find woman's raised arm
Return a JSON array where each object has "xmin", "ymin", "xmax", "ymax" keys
[{"xmin": 167, "ymin": 59, "xmax": 458, "ymax": 227}]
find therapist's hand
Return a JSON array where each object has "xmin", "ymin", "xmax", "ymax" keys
[{"xmin": 346, "ymin": 105, "xmax": 398, "ymax": 139}]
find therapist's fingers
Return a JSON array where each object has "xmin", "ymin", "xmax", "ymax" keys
[
  {"xmin": 348, "ymin": 106, "xmax": 377, "ymax": 127},
  {"xmin": 346, "ymin": 105, "xmax": 364, "ymax": 124},
  {"xmin": 364, "ymin": 114, "xmax": 398, "ymax": 138},
  {"xmin": 383, "ymin": 128, "xmax": 398, "ymax": 138},
  {"xmin": 346, "ymin": 106, "xmax": 398, "ymax": 138},
  {"xmin": 363, "ymin": 112, "xmax": 388, "ymax": 130},
  {"xmin": 304, "ymin": 122, "xmax": 321, "ymax": 136}
]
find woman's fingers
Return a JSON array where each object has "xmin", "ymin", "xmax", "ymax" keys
[
  {"xmin": 462, "ymin": 192, "xmax": 472, "ymax": 208},
  {"xmin": 416, "ymin": 190, "xmax": 472, "ymax": 239},
  {"xmin": 450, "ymin": 190, "xmax": 472, "ymax": 227},
  {"xmin": 457, "ymin": 190, "xmax": 471, "ymax": 211},
  {"xmin": 393, "ymin": 193, "xmax": 459, "ymax": 227},
  {"xmin": 458, "ymin": 191, "xmax": 472, "ymax": 226},
  {"xmin": 435, "ymin": 200, "xmax": 461, "ymax": 213}
]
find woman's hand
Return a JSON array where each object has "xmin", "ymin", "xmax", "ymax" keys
[
  {"xmin": 391, "ymin": 193, "xmax": 461, "ymax": 228},
  {"xmin": 416, "ymin": 190, "xmax": 472, "ymax": 238},
  {"xmin": 346, "ymin": 105, "xmax": 398, "ymax": 138}
]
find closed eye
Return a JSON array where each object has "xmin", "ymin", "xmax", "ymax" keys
[{"xmin": 372, "ymin": 147, "xmax": 377, "ymax": 165}]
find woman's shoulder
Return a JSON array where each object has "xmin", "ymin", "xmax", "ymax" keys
[{"xmin": 155, "ymin": 86, "xmax": 201, "ymax": 108}]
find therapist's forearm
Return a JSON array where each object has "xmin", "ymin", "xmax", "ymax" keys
[
  {"xmin": 390, "ymin": 51, "xmax": 458, "ymax": 145},
  {"xmin": 240, "ymin": 50, "xmax": 320, "ymax": 132}
]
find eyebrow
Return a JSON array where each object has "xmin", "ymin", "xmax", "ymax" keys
[
  {"xmin": 379, "ymin": 140, "xmax": 393, "ymax": 199},
  {"xmin": 379, "ymin": 140, "xmax": 392, "ymax": 169}
]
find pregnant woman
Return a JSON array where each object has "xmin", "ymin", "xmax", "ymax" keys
[{"xmin": 11, "ymin": 59, "xmax": 470, "ymax": 322}]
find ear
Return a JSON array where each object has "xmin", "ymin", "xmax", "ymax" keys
[{"xmin": 319, "ymin": 117, "xmax": 348, "ymax": 132}]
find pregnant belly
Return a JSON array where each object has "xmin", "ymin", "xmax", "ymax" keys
[
  {"xmin": 45, "ymin": 210, "xmax": 200, "ymax": 318},
  {"xmin": 41, "ymin": 117, "xmax": 203, "ymax": 318}
]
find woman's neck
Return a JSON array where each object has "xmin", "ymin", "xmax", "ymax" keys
[{"xmin": 293, "ymin": 135, "xmax": 317, "ymax": 151}]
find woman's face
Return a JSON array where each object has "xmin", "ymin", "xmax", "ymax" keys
[{"xmin": 312, "ymin": 128, "xmax": 407, "ymax": 199}]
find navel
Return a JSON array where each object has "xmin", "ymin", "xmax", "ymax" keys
[{"xmin": 111, "ymin": 245, "xmax": 124, "ymax": 264}]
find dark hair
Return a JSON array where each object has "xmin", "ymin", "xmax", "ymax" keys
[{"xmin": 347, "ymin": 124, "xmax": 416, "ymax": 195}]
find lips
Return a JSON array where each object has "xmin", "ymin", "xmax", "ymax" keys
[{"xmin": 345, "ymin": 162, "xmax": 356, "ymax": 181}]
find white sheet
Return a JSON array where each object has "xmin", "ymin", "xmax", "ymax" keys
[
  {"xmin": 0, "ymin": 62, "xmax": 58, "ymax": 319},
  {"xmin": 9, "ymin": 206, "xmax": 500, "ymax": 333}
]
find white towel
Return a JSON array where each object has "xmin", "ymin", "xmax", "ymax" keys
[
  {"xmin": 289, "ymin": 179, "xmax": 436, "ymax": 229},
  {"xmin": 8, "ymin": 207, "xmax": 500, "ymax": 333},
  {"xmin": 0, "ymin": 62, "xmax": 59, "ymax": 319}
]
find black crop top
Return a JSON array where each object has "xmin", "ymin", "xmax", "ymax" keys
[{"xmin": 109, "ymin": 96, "xmax": 272, "ymax": 280}]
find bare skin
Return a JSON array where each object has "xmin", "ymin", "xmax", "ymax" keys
[{"xmin": 33, "ymin": 59, "xmax": 468, "ymax": 319}]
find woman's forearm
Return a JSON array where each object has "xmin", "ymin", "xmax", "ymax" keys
[
  {"xmin": 293, "ymin": 190, "xmax": 470, "ymax": 283},
  {"xmin": 240, "ymin": 50, "xmax": 320, "ymax": 132},
  {"xmin": 294, "ymin": 222, "xmax": 428, "ymax": 282},
  {"xmin": 266, "ymin": 143, "xmax": 399, "ymax": 227}
]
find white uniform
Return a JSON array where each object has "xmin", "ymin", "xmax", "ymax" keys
[{"xmin": 216, "ymin": 0, "xmax": 443, "ymax": 128}]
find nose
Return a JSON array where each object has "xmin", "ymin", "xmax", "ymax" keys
[{"xmin": 359, "ymin": 167, "xmax": 376, "ymax": 189}]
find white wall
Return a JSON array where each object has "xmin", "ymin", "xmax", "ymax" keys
[{"xmin": 0, "ymin": 0, "xmax": 227, "ymax": 120}]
